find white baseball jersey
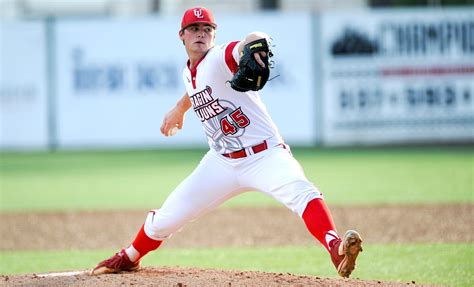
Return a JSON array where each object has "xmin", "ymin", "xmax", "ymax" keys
[
  {"xmin": 142, "ymin": 40, "xmax": 322, "ymax": 241},
  {"xmin": 182, "ymin": 41, "xmax": 283, "ymax": 154}
]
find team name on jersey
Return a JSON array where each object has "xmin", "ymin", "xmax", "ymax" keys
[{"xmin": 190, "ymin": 86, "xmax": 226, "ymax": 122}]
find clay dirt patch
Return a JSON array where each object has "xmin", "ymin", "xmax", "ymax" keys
[
  {"xmin": 1, "ymin": 204, "xmax": 472, "ymax": 250},
  {"xmin": 0, "ymin": 267, "xmax": 423, "ymax": 287}
]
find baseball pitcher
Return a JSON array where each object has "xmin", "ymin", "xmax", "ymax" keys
[{"xmin": 91, "ymin": 7, "xmax": 363, "ymax": 278}]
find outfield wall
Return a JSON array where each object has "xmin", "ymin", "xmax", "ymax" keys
[
  {"xmin": 53, "ymin": 14, "xmax": 315, "ymax": 149},
  {"xmin": 0, "ymin": 21, "xmax": 49, "ymax": 150},
  {"xmin": 1, "ymin": 9, "xmax": 473, "ymax": 150}
]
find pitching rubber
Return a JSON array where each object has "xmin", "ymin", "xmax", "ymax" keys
[{"xmin": 37, "ymin": 271, "xmax": 88, "ymax": 277}]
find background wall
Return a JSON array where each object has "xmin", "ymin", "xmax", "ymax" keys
[
  {"xmin": 0, "ymin": 21, "xmax": 49, "ymax": 150},
  {"xmin": 1, "ymin": 7, "xmax": 473, "ymax": 150}
]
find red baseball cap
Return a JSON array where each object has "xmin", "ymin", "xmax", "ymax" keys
[{"xmin": 181, "ymin": 7, "xmax": 217, "ymax": 30}]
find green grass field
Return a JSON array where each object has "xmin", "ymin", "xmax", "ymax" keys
[
  {"xmin": 1, "ymin": 147, "xmax": 473, "ymax": 286},
  {"xmin": 1, "ymin": 147, "xmax": 472, "ymax": 211}
]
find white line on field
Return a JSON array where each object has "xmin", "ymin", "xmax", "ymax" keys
[{"xmin": 37, "ymin": 270, "xmax": 87, "ymax": 277}]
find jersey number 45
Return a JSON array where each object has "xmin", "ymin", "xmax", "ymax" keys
[{"xmin": 220, "ymin": 108, "xmax": 250, "ymax": 135}]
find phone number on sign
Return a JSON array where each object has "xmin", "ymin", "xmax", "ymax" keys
[{"xmin": 337, "ymin": 82, "xmax": 473, "ymax": 113}]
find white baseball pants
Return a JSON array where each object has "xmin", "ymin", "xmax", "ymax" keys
[{"xmin": 144, "ymin": 145, "xmax": 322, "ymax": 240}]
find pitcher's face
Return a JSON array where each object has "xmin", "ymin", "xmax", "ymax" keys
[{"xmin": 180, "ymin": 23, "xmax": 216, "ymax": 55}]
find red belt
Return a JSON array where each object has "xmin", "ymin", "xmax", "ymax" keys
[{"xmin": 222, "ymin": 141, "xmax": 268, "ymax": 159}]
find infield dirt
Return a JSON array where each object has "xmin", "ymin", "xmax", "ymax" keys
[{"xmin": 1, "ymin": 204, "xmax": 471, "ymax": 286}]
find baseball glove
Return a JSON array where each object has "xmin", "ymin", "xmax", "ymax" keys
[{"xmin": 229, "ymin": 38, "xmax": 273, "ymax": 92}]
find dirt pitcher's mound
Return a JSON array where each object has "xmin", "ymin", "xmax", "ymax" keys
[{"xmin": 1, "ymin": 267, "xmax": 422, "ymax": 287}]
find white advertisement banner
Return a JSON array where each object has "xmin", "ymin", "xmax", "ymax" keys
[
  {"xmin": 0, "ymin": 21, "xmax": 49, "ymax": 150},
  {"xmin": 55, "ymin": 13, "xmax": 315, "ymax": 149},
  {"xmin": 55, "ymin": 17, "xmax": 196, "ymax": 148},
  {"xmin": 321, "ymin": 9, "xmax": 474, "ymax": 145}
]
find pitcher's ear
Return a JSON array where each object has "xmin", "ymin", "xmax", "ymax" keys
[
  {"xmin": 179, "ymin": 30, "xmax": 185, "ymax": 45},
  {"xmin": 179, "ymin": 29, "xmax": 186, "ymax": 38}
]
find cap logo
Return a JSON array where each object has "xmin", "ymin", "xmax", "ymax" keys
[{"xmin": 193, "ymin": 8, "xmax": 204, "ymax": 19}]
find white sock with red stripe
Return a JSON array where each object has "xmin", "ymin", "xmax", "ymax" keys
[
  {"xmin": 325, "ymin": 230, "xmax": 340, "ymax": 251},
  {"xmin": 125, "ymin": 245, "xmax": 140, "ymax": 262},
  {"xmin": 124, "ymin": 224, "xmax": 162, "ymax": 262}
]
